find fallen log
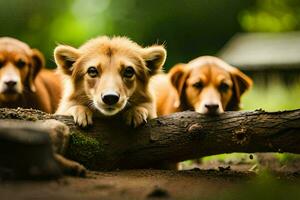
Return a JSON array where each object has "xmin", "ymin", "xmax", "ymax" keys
[
  {"xmin": 0, "ymin": 108, "xmax": 299, "ymax": 170},
  {"xmin": 0, "ymin": 121, "xmax": 62, "ymax": 179}
]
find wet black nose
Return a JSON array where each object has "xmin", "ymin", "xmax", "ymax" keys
[
  {"xmin": 205, "ymin": 104, "xmax": 219, "ymax": 112},
  {"xmin": 5, "ymin": 81, "xmax": 17, "ymax": 88},
  {"xmin": 102, "ymin": 92, "xmax": 120, "ymax": 105}
]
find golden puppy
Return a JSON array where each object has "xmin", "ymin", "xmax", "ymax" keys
[
  {"xmin": 0, "ymin": 37, "xmax": 62, "ymax": 113},
  {"xmin": 152, "ymin": 56, "xmax": 252, "ymax": 116},
  {"xmin": 54, "ymin": 36, "xmax": 166, "ymax": 127}
]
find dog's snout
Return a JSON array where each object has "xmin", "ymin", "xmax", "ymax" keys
[
  {"xmin": 102, "ymin": 92, "xmax": 120, "ymax": 105},
  {"xmin": 205, "ymin": 104, "xmax": 219, "ymax": 112},
  {"xmin": 4, "ymin": 80, "xmax": 17, "ymax": 88}
]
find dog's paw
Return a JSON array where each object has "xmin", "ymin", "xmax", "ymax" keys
[
  {"xmin": 67, "ymin": 161, "xmax": 87, "ymax": 177},
  {"xmin": 124, "ymin": 107, "xmax": 148, "ymax": 128},
  {"xmin": 70, "ymin": 105, "xmax": 93, "ymax": 127},
  {"xmin": 54, "ymin": 154, "xmax": 86, "ymax": 177}
]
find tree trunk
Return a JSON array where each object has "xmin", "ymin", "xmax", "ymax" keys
[{"xmin": 0, "ymin": 108, "xmax": 300, "ymax": 170}]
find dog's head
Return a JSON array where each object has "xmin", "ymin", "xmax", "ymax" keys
[
  {"xmin": 54, "ymin": 36, "xmax": 166, "ymax": 116},
  {"xmin": 169, "ymin": 56, "xmax": 252, "ymax": 114},
  {"xmin": 0, "ymin": 37, "xmax": 45, "ymax": 102}
]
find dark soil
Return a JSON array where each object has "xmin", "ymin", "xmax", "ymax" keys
[{"xmin": 1, "ymin": 168, "xmax": 300, "ymax": 200}]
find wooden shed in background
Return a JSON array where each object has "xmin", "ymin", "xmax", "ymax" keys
[{"xmin": 219, "ymin": 32, "xmax": 300, "ymax": 86}]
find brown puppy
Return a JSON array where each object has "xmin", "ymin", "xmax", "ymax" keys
[
  {"xmin": 54, "ymin": 36, "xmax": 166, "ymax": 127},
  {"xmin": 152, "ymin": 56, "xmax": 252, "ymax": 116},
  {"xmin": 0, "ymin": 38, "xmax": 83, "ymax": 176},
  {"xmin": 0, "ymin": 37, "xmax": 62, "ymax": 113}
]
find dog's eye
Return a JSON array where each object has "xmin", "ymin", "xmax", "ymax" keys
[
  {"xmin": 193, "ymin": 82, "xmax": 203, "ymax": 89},
  {"xmin": 123, "ymin": 66, "xmax": 135, "ymax": 78},
  {"xmin": 87, "ymin": 66, "xmax": 98, "ymax": 78},
  {"xmin": 219, "ymin": 83, "xmax": 230, "ymax": 92},
  {"xmin": 16, "ymin": 59, "xmax": 26, "ymax": 68}
]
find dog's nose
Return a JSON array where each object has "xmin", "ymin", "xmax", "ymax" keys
[
  {"xmin": 4, "ymin": 80, "xmax": 17, "ymax": 88},
  {"xmin": 205, "ymin": 104, "xmax": 219, "ymax": 113},
  {"xmin": 102, "ymin": 92, "xmax": 120, "ymax": 105}
]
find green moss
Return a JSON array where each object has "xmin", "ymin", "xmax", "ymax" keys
[{"xmin": 66, "ymin": 131, "xmax": 105, "ymax": 168}]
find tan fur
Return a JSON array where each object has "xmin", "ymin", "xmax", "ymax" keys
[
  {"xmin": 0, "ymin": 37, "xmax": 62, "ymax": 113},
  {"xmin": 54, "ymin": 36, "xmax": 166, "ymax": 127},
  {"xmin": 41, "ymin": 119, "xmax": 86, "ymax": 176},
  {"xmin": 152, "ymin": 56, "xmax": 253, "ymax": 116}
]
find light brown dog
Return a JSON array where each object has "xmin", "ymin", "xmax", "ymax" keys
[
  {"xmin": 152, "ymin": 56, "xmax": 252, "ymax": 116},
  {"xmin": 54, "ymin": 36, "xmax": 166, "ymax": 127},
  {"xmin": 0, "ymin": 37, "xmax": 62, "ymax": 113}
]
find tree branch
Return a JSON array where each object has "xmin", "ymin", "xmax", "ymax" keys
[{"xmin": 0, "ymin": 108, "xmax": 300, "ymax": 170}]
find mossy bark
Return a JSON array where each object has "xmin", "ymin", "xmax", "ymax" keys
[{"xmin": 1, "ymin": 108, "xmax": 300, "ymax": 170}]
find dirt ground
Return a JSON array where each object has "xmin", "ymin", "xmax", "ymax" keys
[
  {"xmin": 0, "ymin": 169, "xmax": 251, "ymax": 200},
  {"xmin": 1, "ymin": 167, "xmax": 300, "ymax": 200},
  {"xmin": 2, "ymin": 151, "xmax": 300, "ymax": 200}
]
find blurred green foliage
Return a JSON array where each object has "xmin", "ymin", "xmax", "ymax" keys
[
  {"xmin": 240, "ymin": 0, "xmax": 300, "ymax": 32},
  {"xmin": 2, "ymin": 0, "xmax": 300, "ymax": 69},
  {"xmin": 0, "ymin": 0, "xmax": 252, "ymax": 68}
]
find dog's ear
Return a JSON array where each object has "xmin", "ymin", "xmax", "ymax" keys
[
  {"xmin": 28, "ymin": 49, "xmax": 45, "ymax": 92},
  {"xmin": 142, "ymin": 45, "xmax": 166, "ymax": 75},
  {"xmin": 169, "ymin": 63, "xmax": 189, "ymax": 107},
  {"xmin": 54, "ymin": 45, "xmax": 80, "ymax": 76},
  {"xmin": 226, "ymin": 68, "xmax": 253, "ymax": 110}
]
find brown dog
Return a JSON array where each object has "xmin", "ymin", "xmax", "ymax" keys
[
  {"xmin": 0, "ymin": 38, "xmax": 84, "ymax": 176},
  {"xmin": 152, "ymin": 56, "xmax": 252, "ymax": 116},
  {"xmin": 54, "ymin": 36, "xmax": 166, "ymax": 127},
  {"xmin": 0, "ymin": 37, "xmax": 62, "ymax": 113}
]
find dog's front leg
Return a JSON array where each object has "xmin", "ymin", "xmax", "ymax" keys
[
  {"xmin": 54, "ymin": 154, "xmax": 86, "ymax": 177},
  {"xmin": 42, "ymin": 120, "xmax": 86, "ymax": 176}
]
